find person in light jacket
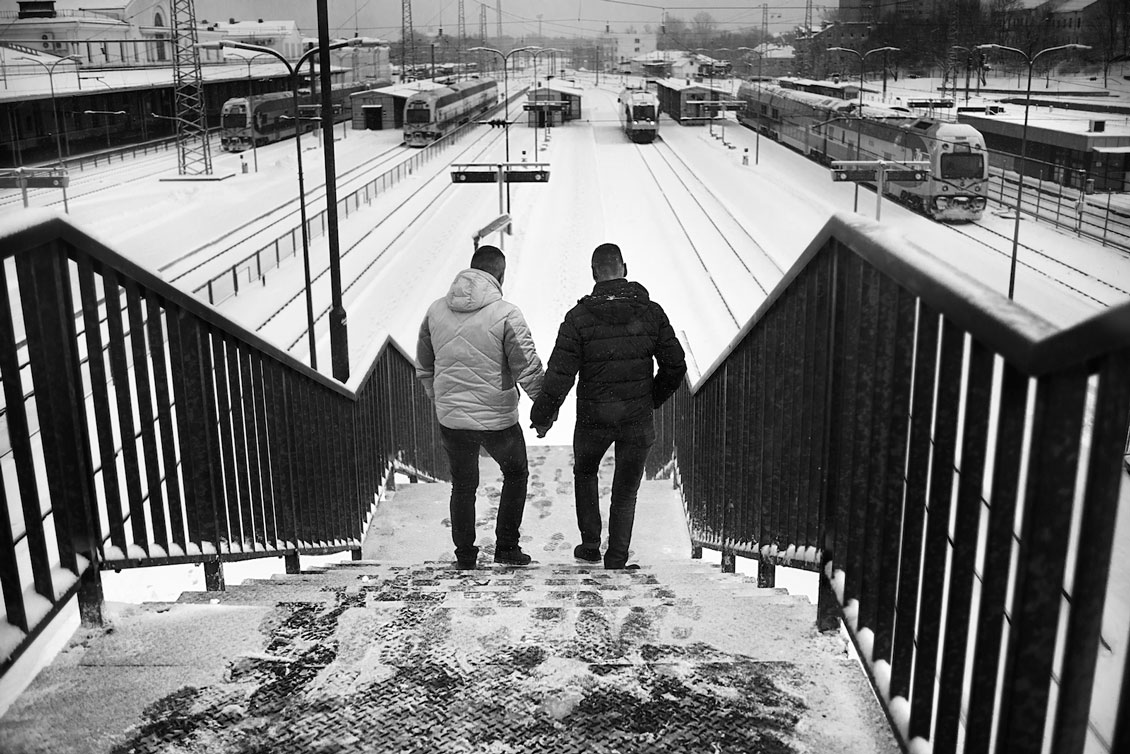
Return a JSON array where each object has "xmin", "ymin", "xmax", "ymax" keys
[{"xmin": 416, "ymin": 245, "xmax": 544, "ymax": 569}]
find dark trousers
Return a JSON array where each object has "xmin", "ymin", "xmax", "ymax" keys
[
  {"xmin": 440, "ymin": 423, "xmax": 529, "ymax": 561},
  {"xmin": 573, "ymin": 421, "xmax": 655, "ymax": 568}
]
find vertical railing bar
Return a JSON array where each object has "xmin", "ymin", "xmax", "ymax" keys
[
  {"xmin": 889, "ymin": 301, "xmax": 938, "ymax": 700},
  {"xmin": 0, "ymin": 262, "xmax": 52, "ymax": 610},
  {"xmin": 908, "ymin": 316, "xmax": 965, "ymax": 741},
  {"xmin": 873, "ymin": 285, "xmax": 917, "ymax": 665},
  {"xmin": 143, "ymin": 291, "xmax": 184, "ymax": 553},
  {"xmin": 251, "ymin": 353, "xmax": 278, "ymax": 549},
  {"xmin": 76, "ymin": 257, "xmax": 127, "ymax": 557},
  {"xmin": 236, "ymin": 346, "xmax": 265, "ymax": 550},
  {"xmin": 102, "ymin": 270, "xmax": 149, "ymax": 553},
  {"xmin": 836, "ymin": 253, "xmax": 864, "ymax": 606},
  {"xmin": 965, "ymin": 363, "xmax": 1028, "ymax": 751},
  {"xmin": 211, "ymin": 333, "xmax": 239, "ymax": 554},
  {"xmin": 1052, "ymin": 351, "xmax": 1130, "ymax": 752},
  {"xmin": 996, "ymin": 367, "xmax": 1089, "ymax": 751},
  {"xmin": 933, "ymin": 337, "xmax": 996, "ymax": 751}
]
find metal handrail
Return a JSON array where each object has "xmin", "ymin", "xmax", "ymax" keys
[
  {"xmin": 650, "ymin": 211, "xmax": 1130, "ymax": 753},
  {"xmin": 0, "ymin": 213, "xmax": 448, "ymax": 679}
]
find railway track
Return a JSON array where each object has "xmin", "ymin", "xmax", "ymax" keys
[
  {"xmin": 632, "ymin": 135, "xmax": 783, "ymax": 328},
  {"xmin": 160, "ymin": 143, "xmax": 409, "ymax": 285}
]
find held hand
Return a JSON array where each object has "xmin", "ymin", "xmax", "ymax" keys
[{"xmin": 531, "ymin": 422, "xmax": 552, "ymax": 438}]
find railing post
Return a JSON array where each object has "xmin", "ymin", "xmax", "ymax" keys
[
  {"xmin": 758, "ymin": 560, "xmax": 776, "ymax": 588},
  {"xmin": 285, "ymin": 553, "xmax": 301, "ymax": 573},
  {"xmin": 204, "ymin": 560, "xmax": 225, "ymax": 591}
]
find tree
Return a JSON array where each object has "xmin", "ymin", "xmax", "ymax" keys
[
  {"xmin": 1083, "ymin": 0, "xmax": 1130, "ymax": 85},
  {"xmin": 691, "ymin": 12, "xmax": 717, "ymax": 47}
]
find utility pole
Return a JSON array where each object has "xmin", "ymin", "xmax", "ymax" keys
[
  {"xmin": 458, "ymin": 0, "xmax": 466, "ymax": 77},
  {"xmin": 480, "ymin": 5, "xmax": 488, "ymax": 72},
  {"xmin": 496, "ymin": 0, "xmax": 503, "ymax": 43}
]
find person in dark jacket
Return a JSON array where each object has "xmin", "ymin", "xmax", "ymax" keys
[
  {"xmin": 530, "ymin": 243, "xmax": 686, "ymax": 569},
  {"xmin": 417, "ymin": 245, "xmax": 545, "ymax": 569}
]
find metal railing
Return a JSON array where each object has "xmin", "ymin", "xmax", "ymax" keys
[
  {"xmin": 0, "ymin": 214, "xmax": 447, "ymax": 679},
  {"xmin": 651, "ymin": 212, "xmax": 1130, "ymax": 753}
]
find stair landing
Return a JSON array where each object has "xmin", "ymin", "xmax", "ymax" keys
[{"xmin": 0, "ymin": 446, "xmax": 899, "ymax": 753}]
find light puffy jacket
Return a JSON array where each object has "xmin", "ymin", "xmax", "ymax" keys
[{"xmin": 416, "ymin": 268, "xmax": 544, "ymax": 431}]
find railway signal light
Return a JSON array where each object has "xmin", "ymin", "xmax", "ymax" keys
[{"xmin": 886, "ymin": 169, "xmax": 928, "ymax": 182}]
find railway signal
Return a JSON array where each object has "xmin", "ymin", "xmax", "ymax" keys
[
  {"xmin": 450, "ymin": 163, "xmax": 551, "ymax": 249},
  {"xmin": 0, "ymin": 168, "xmax": 70, "ymax": 208},
  {"xmin": 830, "ymin": 160, "xmax": 930, "ymax": 221}
]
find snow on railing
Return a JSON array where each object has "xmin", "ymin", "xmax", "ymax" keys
[{"xmin": 650, "ymin": 211, "xmax": 1130, "ymax": 753}]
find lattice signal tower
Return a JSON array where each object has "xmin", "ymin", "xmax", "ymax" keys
[
  {"xmin": 402, "ymin": 0, "xmax": 415, "ymax": 80},
  {"xmin": 800, "ymin": 0, "xmax": 814, "ymax": 77},
  {"xmin": 458, "ymin": 0, "xmax": 466, "ymax": 63},
  {"xmin": 479, "ymin": 4, "xmax": 489, "ymax": 72},
  {"xmin": 169, "ymin": 0, "xmax": 211, "ymax": 175},
  {"xmin": 496, "ymin": 0, "xmax": 502, "ymax": 42}
]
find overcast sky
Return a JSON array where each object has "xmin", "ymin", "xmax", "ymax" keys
[{"xmin": 0, "ymin": 1, "xmax": 815, "ymax": 39}]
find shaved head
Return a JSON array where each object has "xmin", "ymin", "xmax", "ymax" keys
[
  {"xmin": 591, "ymin": 243, "xmax": 627, "ymax": 281},
  {"xmin": 471, "ymin": 245, "xmax": 506, "ymax": 284}
]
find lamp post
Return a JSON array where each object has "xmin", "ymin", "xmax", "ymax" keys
[
  {"xmin": 738, "ymin": 46, "xmax": 764, "ymax": 164},
  {"xmin": 828, "ymin": 46, "xmax": 900, "ymax": 212},
  {"xmin": 19, "ymin": 54, "xmax": 81, "ymax": 212},
  {"xmin": 529, "ymin": 48, "xmax": 561, "ymax": 162},
  {"xmin": 237, "ymin": 52, "xmax": 271, "ymax": 171},
  {"xmin": 469, "ymin": 45, "xmax": 537, "ymax": 214},
  {"xmin": 694, "ymin": 48, "xmax": 730, "ymax": 134},
  {"xmin": 975, "ymin": 42, "xmax": 1090, "ymax": 299},
  {"xmin": 198, "ymin": 38, "xmax": 370, "ymax": 372}
]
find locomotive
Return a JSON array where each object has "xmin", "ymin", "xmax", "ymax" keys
[
  {"xmin": 735, "ymin": 82, "xmax": 989, "ymax": 222},
  {"xmin": 219, "ymin": 82, "xmax": 366, "ymax": 152},
  {"xmin": 403, "ymin": 79, "xmax": 499, "ymax": 147},
  {"xmin": 618, "ymin": 87, "xmax": 660, "ymax": 143}
]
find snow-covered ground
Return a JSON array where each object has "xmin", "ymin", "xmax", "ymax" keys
[{"xmin": 2, "ymin": 69, "xmax": 1128, "ymax": 748}]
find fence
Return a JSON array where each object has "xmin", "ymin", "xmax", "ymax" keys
[
  {"xmin": 0, "ymin": 214, "xmax": 447, "ymax": 680},
  {"xmin": 651, "ymin": 212, "xmax": 1130, "ymax": 753},
  {"xmin": 192, "ymin": 90, "xmax": 527, "ymax": 305}
]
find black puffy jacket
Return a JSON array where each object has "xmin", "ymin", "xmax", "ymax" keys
[{"xmin": 531, "ymin": 278, "xmax": 687, "ymax": 428}]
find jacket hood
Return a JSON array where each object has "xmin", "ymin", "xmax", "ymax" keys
[
  {"xmin": 446, "ymin": 268, "xmax": 502, "ymax": 313},
  {"xmin": 580, "ymin": 278, "xmax": 651, "ymax": 324}
]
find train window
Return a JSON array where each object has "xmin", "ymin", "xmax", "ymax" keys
[
  {"xmin": 940, "ymin": 152, "xmax": 984, "ymax": 179},
  {"xmin": 632, "ymin": 105, "xmax": 656, "ymax": 121},
  {"xmin": 405, "ymin": 107, "xmax": 431, "ymax": 124}
]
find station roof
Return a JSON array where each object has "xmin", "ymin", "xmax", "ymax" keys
[
  {"xmin": 528, "ymin": 79, "xmax": 583, "ymax": 97},
  {"xmin": 654, "ymin": 78, "xmax": 712, "ymax": 92},
  {"xmin": 959, "ymin": 105, "xmax": 1130, "ymax": 150}
]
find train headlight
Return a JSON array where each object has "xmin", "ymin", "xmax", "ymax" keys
[{"xmin": 934, "ymin": 197, "xmax": 950, "ymax": 210}]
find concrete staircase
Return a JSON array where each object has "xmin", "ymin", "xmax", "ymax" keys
[{"xmin": 0, "ymin": 447, "xmax": 900, "ymax": 753}]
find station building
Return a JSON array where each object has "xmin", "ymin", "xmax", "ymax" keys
[
  {"xmin": 958, "ymin": 104, "xmax": 1130, "ymax": 192},
  {"xmin": 655, "ymin": 78, "xmax": 732, "ymax": 125},
  {"xmin": 524, "ymin": 80, "xmax": 583, "ymax": 128}
]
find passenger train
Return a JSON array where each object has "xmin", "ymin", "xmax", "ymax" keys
[
  {"xmin": 736, "ymin": 82, "xmax": 989, "ymax": 222},
  {"xmin": 618, "ymin": 87, "xmax": 660, "ymax": 143},
  {"xmin": 403, "ymin": 79, "xmax": 499, "ymax": 147},
  {"xmin": 219, "ymin": 82, "xmax": 367, "ymax": 152}
]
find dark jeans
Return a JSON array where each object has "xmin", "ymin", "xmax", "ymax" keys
[
  {"xmin": 440, "ymin": 423, "xmax": 529, "ymax": 561},
  {"xmin": 573, "ymin": 421, "xmax": 655, "ymax": 568}
]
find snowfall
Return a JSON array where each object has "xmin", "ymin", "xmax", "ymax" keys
[{"xmin": 1, "ymin": 67, "xmax": 1129, "ymax": 752}]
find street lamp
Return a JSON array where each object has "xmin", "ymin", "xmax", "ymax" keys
[
  {"xmin": 19, "ymin": 54, "xmax": 81, "ymax": 212},
  {"xmin": 828, "ymin": 46, "xmax": 900, "ymax": 212},
  {"xmin": 975, "ymin": 42, "xmax": 1091, "ymax": 299},
  {"xmin": 738, "ymin": 46, "xmax": 764, "ymax": 164},
  {"xmin": 83, "ymin": 109, "xmax": 127, "ymax": 149},
  {"xmin": 468, "ymin": 45, "xmax": 537, "ymax": 214},
  {"xmin": 234, "ymin": 51, "xmax": 272, "ymax": 172},
  {"xmin": 197, "ymin": 38, "xmax": 370, "ymax": 371},
  {"xmin": 694, "ymin": 48, "xmax": 730, "ymax": 134}
]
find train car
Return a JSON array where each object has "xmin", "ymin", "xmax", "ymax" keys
[
  {"xmin": 618, "ymin": 87, "xmax": 659, "ymax": 143},
  {"xmin": 219, "ymin": 82, "xmax": 366, "ymax": 152},
  {"xmin": 736, "ymin": 82, "xmax": 989, "ymax": 222},
  {"xmin": 403, "ymin": 79, "xmax": 499, "ymax": 147}
]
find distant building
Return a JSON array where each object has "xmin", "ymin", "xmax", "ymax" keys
[
  {"xmin": 197, "ymin": 18, "xmax": 304, "ymax": 60},
  {"xmin": 601, "ymin": 31, "xmax": 658, "ymax": 72}
]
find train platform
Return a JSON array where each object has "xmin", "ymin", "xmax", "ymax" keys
[{"xmin": 0, "ymin": 446, "xmax": 900, "ymax": 754}]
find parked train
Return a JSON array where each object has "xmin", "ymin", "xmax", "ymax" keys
[
  {"xmin": 219, "ymin": 82, "xmax": 367, "ymax": 152},
  {"xmin": 403, "ymin": 79, "xmax": 499, "ymax": 147},
  {"xmin": 618, "ymin": 87, "xmax": 660, "ymax": 143},
  {"xmin": 736, "ymin": 82, "xmax": 989, "ymax": 222}
]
